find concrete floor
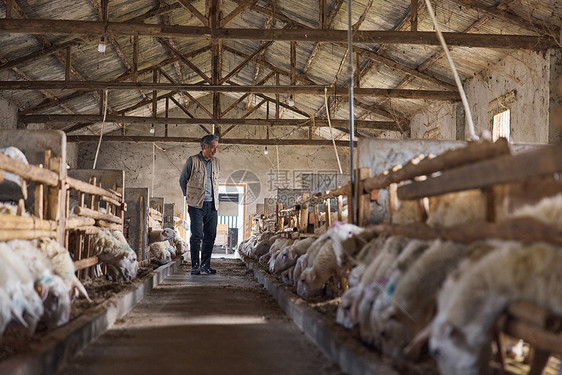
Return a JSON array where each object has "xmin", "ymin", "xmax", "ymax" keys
[{"xmin": 56, "ymin": 259, "xmax": 343, "ymax": 375}]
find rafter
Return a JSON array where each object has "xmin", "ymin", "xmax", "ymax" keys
[
  {"xmin": 449, "ymin": 0, "xmax": 558, "ymax": 35},
  {"xmin": 157, "ymin": 38, "xmax": 212, "ymax": 83},
  {"xmin": 176, "ymin": 0, "xmax": 209, "ymax": 27},
  {"xmin": 223, "ymin": 45, "xmax": 315, "ymax": 85},
  {"xmin": 31, "ymin": 114, "xmax": 400, "ymax": 130},
  {"xmin": 0, "ymin": 40, "xmax": 81, "ymax": 72},
  {"xmin": 9, "ymin": 0, "xmax": 113, "ymax": 126},
  {"xmin": 0, "ymin": 81, "xmax": 460, "ymax": 100},
  {"xmin": 220, "ymin": 0, "xmax": 258, "ymax": 28},
  {"xmin": 19, "ymin": 45, "xmax": 211, "ymax": 115},
  {"xmin": 66, "ymin": 135, "xmax": 357, "ymax": 146},
  {"xmin": 220, "ymin": 40, "xmax": 274, "ymax": 84},
  {"xmin": 222, "ymin": 71, "xmax": 275, "ymax": 117},
  {"xmin": 247, "ymin": 5, "xmax": 275, "ymax": 110},
  {"xmin": 0, "ymin": 20, "xmax": 554, "ymax": 49}
]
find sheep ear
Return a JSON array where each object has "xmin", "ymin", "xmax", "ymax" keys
[{"xmin": 306, "ymin": 270, "xmax": 317, "ymax": 282}]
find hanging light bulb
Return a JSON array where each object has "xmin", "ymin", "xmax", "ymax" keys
[
  {"xmin": 97, "ymin": 36, "xmax": 106, "ymax": 53},
  {"xmin": 264, "ymin": 146, "xmax": 268, "ymax": 155},
  {"xmin": 150, "ymin": 124, "xmax": 155, "ymax": 134},
  {"xmin": 288, "ymin": 94, "xmax": 294, "ymax": 107}
]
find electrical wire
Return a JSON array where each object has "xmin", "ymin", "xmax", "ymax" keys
[
  {"xmin": 324, "ymin": 87, "xmax": 343, "ymax": 174},
  {"xmin": 424, "ymin": 0, "xmax": 477, "ymax": 141},
  {"xmin": 92, "ymin": 89, "xmax": 108, "ymax": 169}
]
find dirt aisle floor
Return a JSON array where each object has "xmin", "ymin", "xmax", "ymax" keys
[{"xmin": 57, "ymin": 258, "xmax": 344, "ymax": 375}]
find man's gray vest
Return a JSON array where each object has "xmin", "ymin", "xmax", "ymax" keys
[{"xmin": 185, "ymin": 154, "xmax": 220, "ymax": 210}]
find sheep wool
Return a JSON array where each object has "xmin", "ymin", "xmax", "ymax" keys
[{"xmin": 430, "ymin": 241, "xmax": 562, "ymax": 375}]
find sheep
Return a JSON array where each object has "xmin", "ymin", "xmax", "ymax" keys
[
  {"xmin": 376, "ymin": 240, "xmax": 468, "ymax": 361},
  {"xmin": 334, "ymin": 236, "xmax": 409, "ymax": 332},
  {"xmin": 149, "ymin": 240, "xmax": 173, "ymax": 265},
  {"xmin": 171, "ymin": 235, "xmax": 188, "ymax": 256},
  {"xmin": 297, "ymin": 240, "xmax": 350, "ymax": 298},
  {"xmin": 271, "ymin": 237, "xmax": 316, "ymax": 274},
  {"xmin": 90, "ymin": 229, "xmax": 139, "ymax": 281},
  {"xmin": 250, "ymin": 234, "xmax": 281, "ymax": 259},
  {"xmin": 148, "ymin": 228, "xmax": 176, "ymax": 245},
  {"xmin": 32, "ymin": 238, "xmax": 90, "ymax": 302},
  {"xmin": 430, "ymin": 241, "xmax": 562, "ymax": 375},
  {"xmin": 7, "ymin": 240, "xmax": 72, "ymax": 329},
  {"xmin": 291, "ymin": 234, "xmax": 331, "ymax": 286},
  {"xmin": 0, "ymin": 243, "xmax": 44, "ymax": 335},
  {"xmin": 336, "ymin": 285, "xmax": 362, "ymax": 329},
  {"xmin": 510, "ymin": 193, "xmax": 562, "ymax": 226},
  {"xmin": 348, "ymin": 235, "xmax": 388, "ymax": 287},
  {"xmin": 259, "ymin": 237, "xmax": 293, "ymax": 266},
  {"xmin": 327, "ymin": 223, "xmax": 377, "ymax": 266},
  {"xmin": 427, "ymin": 189, "xmax": 486, "ymax": 227},
  {"xmin": 296, "ymin": 242, "xmax": 336, "ymax": 297}
]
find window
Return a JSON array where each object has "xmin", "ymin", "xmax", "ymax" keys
[{"xmin": 492, "ymin": 109, "xmax": 510, "ymax": 142}]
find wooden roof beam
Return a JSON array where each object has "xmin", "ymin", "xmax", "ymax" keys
[
  {"xmin": 0, "ymin": 81, "xmax": 461, "ymax": 100},
  {"xmin": 0, "ymin": 20, "xmax": 556, "ymax": 49},
  {"xmin": 25, "ymin": 114, "xmax": 400, "ymax": 130},
  {"xmin": 66, "ymin": 135, "xmax": 357, "ymax": 146}
]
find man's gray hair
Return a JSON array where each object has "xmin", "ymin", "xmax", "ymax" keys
[{"xmin": 200, "ymin": 134, "xmax": 219, "ymax": 150}]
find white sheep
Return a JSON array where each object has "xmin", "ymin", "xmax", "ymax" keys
[
  {"xmin": 148, "ymin": 228, "xmax": 176, "ymax": 245},
  {"xmin": 510, "ymin": 193, "xmax": 562, "ymax": 226},
  {"xmin": 7, "ymin": 240, "xmax": 72, "ymax": 329},
  {"xmin": 32, "ymin": 238, "xmax": 90, "ymax": 302},
  {"xmin": 427, "ymin": 189, "xmax": 486, "ymax": 227},
  {"xmin": 149, "ymin": 240, "xmax": 173, "ymax": 265},
  {"xmin": 0, "ymin": 243, "xmax": 44, "ymax": 335},
  {"xmin": 430, "ymin": 241, "xmax": 562, "ymax": 375},
  {"xmin": 171, "ymin": 235, "xmax": 189, "ymax": 255},
  {"xmin": 326, "ymin": 223, "xmax": 376, "ymax": 266},
  {"xmin": 90, "ymin": 229, "xmax": 138, "ymax": 281},
  {"xmin": 259, "ymin": 237, "xmax": 293, "ymax": 266},
  {"xmin": 271, "ymin": 237, "xmax": 316, "ymax": 274},
  {"xmin": 297, "ymin": 240, "xmax": 346, "ymax": 298},
  {"xmin": 376, "ymin": 240, "xmax": 468, "ymax": 361}
]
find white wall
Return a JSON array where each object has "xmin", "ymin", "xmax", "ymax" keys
[
  {"xmin": 409, "ymin": 101, "xmax": 458, "ymax": 140},
  {"xmin": 410, "ymin": 50, "xmax": 553, "ymax": 143},
  {"xmin": 464, "ymin": 50, "xmax": 550, "ymax": 143}
]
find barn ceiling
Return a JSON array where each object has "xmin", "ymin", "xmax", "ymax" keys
[{"xmin": 0, "ymin": 0, "xmax": 559, "ymax": 145}]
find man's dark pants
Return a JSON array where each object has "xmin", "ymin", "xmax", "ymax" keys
[{"xmin": 188, "ymin": 201, "xmax": 217, "ymax": 269}]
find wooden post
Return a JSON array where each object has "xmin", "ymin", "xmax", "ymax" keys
[
  {"xmin": 357, "ymin": 167, "xmax": 371, "ymax": 227},
  {"xmin": 277, "ymin": 202, "xmax": 284, "ymax": 230},
  {"xmin": 313, "ymin": 205, "xmax": 319, "ymax": 232},
  {"xmin": 484, "ymin": 187, "xmax": 496, "ymax": 222},
  {"xmin": 34, "ymin": 183, "xmax": 44, "ymax": 219},
  {"xmin": 337, "ymin": 195, "xmax": 343, "ymax": 222},
  {"xmin": 325, "ymin": 198, "xmax": 332, "ymax": 229}
]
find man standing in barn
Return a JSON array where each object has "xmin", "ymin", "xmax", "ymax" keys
[{"xmin": 179, "ymin": 134, "xmax": 220, "ymax": 275}]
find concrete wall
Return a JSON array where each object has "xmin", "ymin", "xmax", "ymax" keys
[
  {"xmin": 78, "ymin": 141, "xmax": 349, "ymax": 236},
  {"xmin": 409, "ymin": 101, "xmax": 458, "ymax": 140},
  {"xmin": 410, "ymin": 50, "xmax": 552, "ymax": 144},
  {"xmin": 357, "ymin": 138, "xmax": 465, "ymax": 223},
  {"xmin": 464, "ymin": 50, "xmax": 550, "ymax": 143}
]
